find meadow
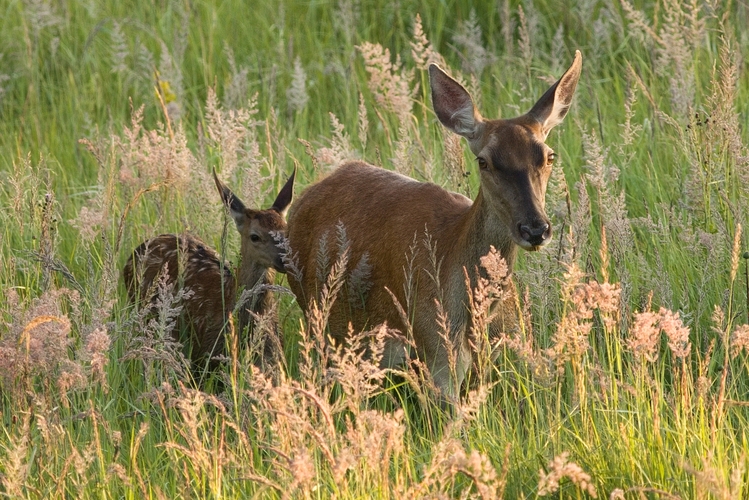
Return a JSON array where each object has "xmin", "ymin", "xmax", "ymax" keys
[{"xmin": 1, "ymin": 0, "xmax": 748, "ymax": 497}]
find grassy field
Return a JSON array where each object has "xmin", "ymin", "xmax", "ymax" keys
[{"xmin": 1, "ymin": 0, "xmax": 749, "ymax": 497}]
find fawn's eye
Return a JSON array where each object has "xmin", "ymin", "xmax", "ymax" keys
[
  {"xmin": 476, "ymin": 157, "xmax": 488, "ymax": 170},
  {"xmin": 547, "ymin": 152, "xmax": 557, "ymax": 165},
  {"xmin": 250, "ymin": 234, "xmax": 261, "ymax": 243}
]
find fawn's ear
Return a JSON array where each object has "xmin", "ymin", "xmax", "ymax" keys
[
  {"xmin": 527, "ymin": 50, "xmax": 582, "ymax": 138},
  {"xmin": 213, "ymin": 168, "xmax": 248, "ymax": 227},
  {"xmin": 429, "ymin": 64, "xmax": 485, "ymax": 141},
  {"xmin": 271, "ymin": 167, "xmax": 295, "ymax": 215}
]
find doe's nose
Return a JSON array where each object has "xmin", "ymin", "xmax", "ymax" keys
[{"xmin": 519, "ymin": 222, "xmax": 551, "ymax": 247}]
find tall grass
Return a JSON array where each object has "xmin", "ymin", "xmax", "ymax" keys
[{"xmin": 1, "ymin": 0, "xmax": 748, "ymax": 497}]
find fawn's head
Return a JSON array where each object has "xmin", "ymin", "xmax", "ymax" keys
[
  {"xmin": 429, "ymin": 51, "xmax": 582, "ymax": 250},
  {"xmin": 213, "ymin": 169, "xmax": 295, "ymax": 272}
]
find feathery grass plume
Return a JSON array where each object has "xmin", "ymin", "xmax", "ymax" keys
[
  {"xmin": 233, "ymin": 283, "xmax": 288, "ymax": 371},
  {"xmin": 657, "ymin": 308, "xmax": 691, "ymax": 360},
  {"xmin": 537, "ymin": 451, "xmax": 598, "ymax": 498},
  {"xmin": 334, "ymin": 0, "xmax": 359, "ymax": 47},
  {"xmin": 329, "ymin": 324, "xmax": 390, "ymax": 409},
  {"xmin": 243, "ymin": 370, "xmax": 338, "ymax": 495},
  {"xmin": 683, "ymin": 455, "xmax": 745, "ymax": 500},
  {"xmin": 0, "ymin": 53, "xmax": 9, "ymax": 103},
  {"xmin": 391, "ymin": 120, "xmax": 417, "ymax": 176},
  {"xmin": 410, "ymin": 13, "xmax": 445, "ymax": 70},
  {"xmin": 582, "ymin": 129, "xmax": 634, "ymax": 263},
  {"xmin": 357, "ymin": 92, "xmax": 369, "ymax": 152},
  {"xmin": 730, "ymin": 324, "xmax": 749, "ymax": 359},
  {"xmin": 0, "ymin": 288, "xmax": 87, "ymax": 403},
  {"xmin": 442, "ymin": 128, "xmax": 467, "ymax": 193},
  {"xmin": 8, "ymin": 154, "xmax": 40, "ymax": 233},
  {"xmin": 609, "ymin": 488, "xmax": 626, "ymax": 500},
  {"xmin": 344, "ymin": 408, "xmax": 406, "ymax": 486},
  {"xmin": 347, "ymin": 252, "xmax": 372, "ymax": 309},
  {"xmin": 204, "ymin": 88, "xmax": 265, "ymax": 197},
  {"xmin": 466, "ymin": 246, "xmax": 511, "ymax": 382},
  {"xmin": 707, "ymin": 32, "xmax": 749, "ymax": 194},
  {"xmin": 134, "ymin": 39, "xmax": 155, "ymax": 88},
  {"xmin": 222, "ymin": 43, "xmax": 250, "ymax": 110},
  {"xmin": 356, "ymin": 41, "xmax": 417, "ymax": 123},
  {"xmin": 451, "ymin": 382, "xmax": 491, "ymax": 433},
  {"xmin": 67, "ymin": 141, "xmax": 114, "ymax": 249},
  {"xmin": 69, "ymin": 205, "xmax": 106, "ymax": 244},
  {"xmin": 518, "ymin": 2, "xmax": 539, "ymax": 82},
  {"xmin": 499, "ymin": 286, "xmax": 552, "ymax": 382},
  {"xmin": 160, "ymin": 384, "xmax": 230, "ymax": 497},
  {"xmin": 571, "ymin": 180, "xmax": 592, "ymax": 261},
  {"xmin": 115, "ymin": 102, "xmax": 195, "ymax": 190},
  {"xmin": 452, "ymin": 9, "xmax": 497, "ymax": 76},
  {"xmin": 109, "ymin": 20, "xmax": 129, "ymax": 75},
  {"xmin": 0, "ymin": 413, "xmax": 31, "ymax": 497},
  {"xmin": 315, "ymin": 229, "xmax": 331, "ymax": 286},
  {"xmin": 22, "ymin": 0, "xmax": 62, "ymax": 41},
  {"xmin": 590, "ymin": 10, "xmax": 616, "ymax": 61},
  {"xmin": 320, "ymin": 234, "xmax": 350, "ymax": 323},
  {"xmin": 618, "ymin": 0, "xmax": 656, "ymax": 45},
  {"xmin": 298, "ymin": 242, "xmax": 350, "ymax": 388},
  {"xmin": 628, "ymin": 309, "xmax": 660, "ymax": 363},
  {"xmin": 544, "ymin": 154, "xmax": 574, "ymax": 260},
  {"xmin": 618, "ymin": 84, "xmax": 643, "ymax": 156},
  {"xmin": 516, "ymin": 4, "xmax": 533, "ymax": 81},
  {"xmin": 628, "ymin": 306, "xmax": 691, "ymax": 363},
  {"xmin": 83, "ymin": 325, "xmax": 111, "ymax": 390},
  {"xmin": 37, "ymin": 190, "xmax": 57, "ymax": 290},
  {"xmin": 498, "ymin": 0, "xmax": 514, "ymax": 55},
  {"xmin": 622, "ymin": 0, "xmax": 706, "ymax": 118},
  {"xmin": 157, "ymin": 41, "xmax": 183, "ymax": 124},
  {"xmin": 547, "ymin": 24, "xmax": 566, "ymax": 75},
  {"xmin": 547, "ymin": 263, "xmax": 621, "ymax": 373},
  {"xmin": 120, "ymin": 266, "xmax": 191, "ymax": 383},
  {"xmin": 314, "ymin": 112, "xmax": 356, "ymax": 170},
  {"xmin": 286, "ymin": 56, "xmax": 309, "ymax": 115},
  {"xmin": 730, "ymin": 226, "xmax": 743, "ymax": 287},
  {"xmin": 278, "ymin": 231, "xmax": 304, "ymax": 287},
  {"xmin": 411, "ymin": 437, "xmax": 503, "ymax": 499}
]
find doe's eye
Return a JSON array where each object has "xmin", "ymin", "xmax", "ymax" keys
[
  {"xmin": 547, "ymin": 152, "xmax": 557, "ymax": 165},
  {"xmin": 250, "ymin": 234, "xmax": 261, "ymax": 243},
  {"xmin": 476, "ymin": 157, "xmax": 488, "ymax": 170}
]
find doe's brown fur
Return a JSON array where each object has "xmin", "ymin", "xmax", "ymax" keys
[{"xmin": 286, "ymin": 52, "xmax": 582, "ymax": 400}]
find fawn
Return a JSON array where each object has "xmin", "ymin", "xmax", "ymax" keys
[{"xmin": 123, "ymin": 169, "xmax": 294, "ymax": 370}]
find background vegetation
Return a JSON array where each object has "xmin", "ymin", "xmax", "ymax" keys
[{"xmin": 1, "ymin": 0, "xmax": 748, "ymax": 497}]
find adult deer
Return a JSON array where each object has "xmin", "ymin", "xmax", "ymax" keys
[
  {"xmin": 286, "ymin": 52, "xmax": 582, "ymax": 400},
  {"xmin": 123, "ymin": 170, "xmax": 295, "ymax": 369}
]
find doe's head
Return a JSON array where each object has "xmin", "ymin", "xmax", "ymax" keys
[{"xmin": 429, "ymin": 51, "xmax": 582, "ymax": 250}]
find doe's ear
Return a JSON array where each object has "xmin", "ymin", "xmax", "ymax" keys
[
  {"xmin": 429, "ymin": 64, "xmax": 484, "ymax": 141},
  {"xmin": 527, "ymin": 50, "xmax": 582, "ymax": 138},
  {"xmin": 271, "ymin": 166, "xmax": 295, "ymax": 215},
  {"xmin": 213, "ymin": 168, "xmax": 248, "ymax": 227}
]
